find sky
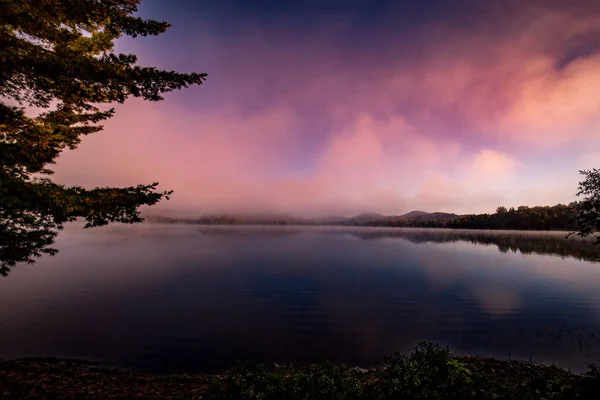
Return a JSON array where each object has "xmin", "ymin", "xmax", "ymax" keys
[{"xmin": 52, "ymin": 0, "xmax": 600, "ymax": 217}]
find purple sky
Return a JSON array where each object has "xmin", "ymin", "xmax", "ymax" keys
[{"xmin": 52, "ymin": 0, "xmax": 600, "ymax": 216}]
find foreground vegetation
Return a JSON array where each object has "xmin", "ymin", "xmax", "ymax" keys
[{"xmin": 2, "ymin": 343, "xmax": 600, "ymax": 399}]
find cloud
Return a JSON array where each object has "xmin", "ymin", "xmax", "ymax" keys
[
  {"xmin": 580, "ymin": 151, "xmax": 600, "ymax": 170},
  {"xmin": 467, "ymin": 150, "xmax": 519, "ymax": 185},
  {"xmin": 46, "ymin": 1, "xmax": 600, "ymax": 216}
]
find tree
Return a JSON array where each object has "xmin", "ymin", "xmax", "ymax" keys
[
  {"xmin": 571, "ymin": 169, "xmax": 600, "ymax": 244},
  {"xmin": 0, "ymin": 0, "xmax": 207, "ymax": 276},
  {"xmin": 496, "ymin": 206, "xmax": 507, "ymax": 214}
]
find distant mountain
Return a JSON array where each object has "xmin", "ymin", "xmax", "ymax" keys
[
  {"xmin": 426, "ymin": 212, "xmax": 460, "ymax": 220},
  {"xmin": 400, "ymin": 210, "xmax": 429, "ymax": 219},
  {"xmin": 400, "ymin": 211, "xmax": 460, "ymax": 221},
  {"xmin": 345, "ymin": 213, "xmax": 386, "ymax": 225}
]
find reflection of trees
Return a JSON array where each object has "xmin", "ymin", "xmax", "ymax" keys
[
  {"xmin": 349, "ymin": 230, "xmax": 600, "ymax": 262},
  {"xmin": 498, "ymin": 244, "xmax": 510, "ymax": 253},
  {"xmin": 193, "ymin": 227, "xmax": 600, "ymax": 263},
  {"xmin": 197, "ymin": 227, "xmax": 302, "ymax": 239}
]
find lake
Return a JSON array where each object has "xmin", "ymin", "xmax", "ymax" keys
[{"xmin": 1, "ymin": 224, "xmax": 600, "ymax": 374}]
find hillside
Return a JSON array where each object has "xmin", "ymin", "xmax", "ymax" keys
[
  {"xmin": 344, "ymin": 212, "xmax": 387, "ymax": 225},
  {"xmin": 399, "ymin": 211, "xmax": 460, "ymax": 221},
  {"xmin": 399, "ymin": 210, "xmax": 429, "ymax": 219},
  {"xmin": 144, "ymin": 204, "xmax": 579, "ymax": 232}
]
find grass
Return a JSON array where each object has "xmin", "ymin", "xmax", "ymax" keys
[{"xmin": 1, "ymin": 343, "xmax": 599, "ymax": 399}]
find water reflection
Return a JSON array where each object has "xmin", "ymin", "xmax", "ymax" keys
[
  {"xmin": 346, "ymin": 229, "xmax": 600, "ymax": 262},
  {"xmin": 0, "ymin": 224, "xmax": 599, "ymax": 373},
  {"xmin": 195, "ymin": 226, "xmax": 600, "ymax": 262}
]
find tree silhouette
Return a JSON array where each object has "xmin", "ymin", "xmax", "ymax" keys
[
  {"xmin": 0, "ymin": 0, "xmax": 206, "ymax": 275},
  {"xmin": 571, "ymin": 169, "xmax": 600, "ymax": 245}
]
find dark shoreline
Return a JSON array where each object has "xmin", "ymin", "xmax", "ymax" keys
[{"xmin": 2, "ymin": 344, "xmax": 599, "ymax": 399}]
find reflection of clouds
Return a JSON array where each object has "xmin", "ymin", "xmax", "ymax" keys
[
  {"xmin": 470, "ymin": 287, "xmax": 522, "ymax": 317},
  {"xmin": 415, "ymin": 246, "xmax": 523, "ymax": 317},
  {"xmin": 527, "ymin": 257, "xmax": 600, "ymax": 282},
  {"xmin": 524, "ymin": 257, "xmax": 600, "ymax": 317},
  {"xmin": 405, "ymin": 236, "xmax": 600, "ymax": 318},
  {"xmin": 418, "ymin": 251, "xmax": 468, "ymax": 285}
]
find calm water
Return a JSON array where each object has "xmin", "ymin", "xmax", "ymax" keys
[{"xmin": 1, "ymin": 224, "xmax": 600, "ymax": 373}]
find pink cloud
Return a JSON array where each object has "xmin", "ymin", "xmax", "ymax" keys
[
  {"xmin": 467, "ymin": 150, "xmax": 519, "ymax": 180},
  {"xmin": 46, "ymin": 3, "xmax": 600, "ymax": 217}
]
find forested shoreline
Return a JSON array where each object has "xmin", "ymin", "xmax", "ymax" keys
[{"xmin": 146, "ymin": 203, "xmax": 580, "ymax": 231}]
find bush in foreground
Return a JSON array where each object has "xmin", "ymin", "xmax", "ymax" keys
[
  {"xmin": 210, "ymin": 342, "xmax": 600, "ymax": 399},
  {"xmin": 2, "ymin": 342, "xmax": 600, "ymax": 399}
]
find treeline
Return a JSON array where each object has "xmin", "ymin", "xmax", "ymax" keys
[
  {"xmin": 146, "ymin": 203, "xmax": 580, "ymax": 231},
  {"xmin": 361, "ymin": 204, "xmax": 578, "ymax": 231}
]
